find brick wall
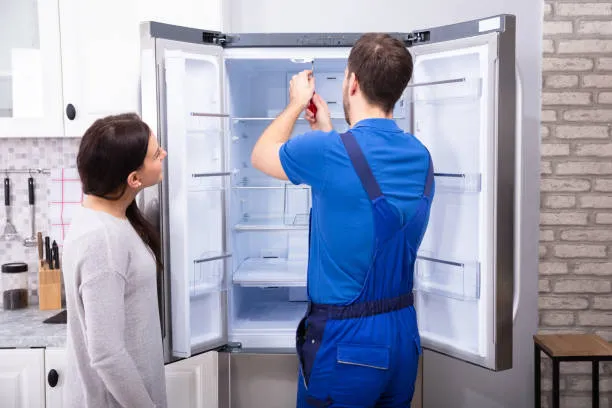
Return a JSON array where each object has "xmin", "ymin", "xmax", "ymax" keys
[{"xmin": 540, "ymin": 1, "xmax": 612, "ymax": 406}]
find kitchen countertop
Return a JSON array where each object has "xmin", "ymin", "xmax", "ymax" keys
[{"xmin": 0, "ymin": 305, "xmax": 66, "ymax": 348}]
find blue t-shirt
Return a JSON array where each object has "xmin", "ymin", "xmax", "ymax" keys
[{"xmin": 279, "ymin": 118, "xmax": 432, "ymax": 304}]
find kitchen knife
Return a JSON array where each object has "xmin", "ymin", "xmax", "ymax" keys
[
  {"xmin": 45, "ymin": 236, "xmax": 51, "ymax": 267},
  {"xmin": 52, "ymin": 241, "xmax": 59, "ymax": 269},
  {"xmin": 37, "ymin": 232, "xmax": 43, "ymax": 261}
]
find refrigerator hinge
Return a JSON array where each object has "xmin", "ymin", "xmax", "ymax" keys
[
  {"xmin": 219, "ymin": 342, "xmax": 243, "ymax": 352},
  {"xmin": 202, "ymin": 32, "xmax": 236, "ymax": 46},
  {"xmin": 405, "ymin": 30, "xmax": 431, "ymax": 46}
]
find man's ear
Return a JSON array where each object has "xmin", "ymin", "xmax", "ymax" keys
[
  {"xmin": 349, "ymin": 72, "xmax": 359, "ymax": 96},
  {"xmin": 126, "ymin": 171, "xmax": 142, "ymax": 189}
]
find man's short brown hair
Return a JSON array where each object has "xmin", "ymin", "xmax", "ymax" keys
[{"xmin": 347, "ymin": 33, "xmax": 413, "ymax": 113}]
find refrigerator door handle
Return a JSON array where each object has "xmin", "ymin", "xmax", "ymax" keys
[{"xmin": 512, "ymin": 63, "xmax": 522, "ymax": 324}]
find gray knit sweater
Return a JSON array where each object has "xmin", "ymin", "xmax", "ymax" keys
[{"xmin": 62, "ymin": 206, "xmax": 167, "ymax": 408}]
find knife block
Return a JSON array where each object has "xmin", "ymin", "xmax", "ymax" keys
[{"xmin": 38, "ymin": 261, "xmax": 62, "ymax": 311}]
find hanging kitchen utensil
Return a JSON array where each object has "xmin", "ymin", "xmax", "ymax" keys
[
  {"xmin": 23, "ymin": 176, "xmax": 37, "ymax": 247},
  {"xmin": 0, "ymin": 176, "xmax": 20, "ymax": 242}
]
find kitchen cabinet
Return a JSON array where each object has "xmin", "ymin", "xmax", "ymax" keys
[
  {"xmin": 0, "ymin": 348, "xmax": 45, "ymax": 408},
  {"xmin": 58, "ymin": 0, "xmax": 141, "ymax": 137},
  {"xmin": 0, "ymin": 0, "xmax": 64, "ymax": 138},
  {"xmin": 0, "ymin": 0, "xmax": 224, "ymax": 138},
  {"xmin": 44, "ymin": 348, "xmax": 66, "ymax": 408},
  {"xmin": 58, "ymin": 0, "xmax": 225, "ymax": 137},
  {"xmin": 0, "ymin": 347, "xmax": 219, "ymax": 408},
  {"xmin": 165, "ymin": 351, "xmax": 220, "ymax": 408}
]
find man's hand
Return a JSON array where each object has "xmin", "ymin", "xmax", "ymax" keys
[
  {"xmin": 305, "ymin": 94, "xmax": 333, "ymax": 132},
  {"xmin": 289, "ymin": 70, "xmax": 315, "ymax": 110}
]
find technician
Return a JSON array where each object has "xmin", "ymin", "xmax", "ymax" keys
[{"xmin": 251, "ymin": 32, "xmax": 435, "ymax": 407}]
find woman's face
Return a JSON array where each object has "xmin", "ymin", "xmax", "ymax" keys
[{"xmin": 136, "ymin": 132, "xmax": 167, "ymax": 189}]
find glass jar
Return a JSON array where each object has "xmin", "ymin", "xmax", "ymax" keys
[{"xmin": 2, "ymin": 262, "xmax": 28, "ymax": 310}]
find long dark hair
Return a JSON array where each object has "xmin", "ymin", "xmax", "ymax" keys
[{"xmin": 76, "ymin": 113, "xmax": 162, "ymax": 272}]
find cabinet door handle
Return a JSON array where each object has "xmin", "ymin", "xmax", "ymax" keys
[
  {"xmin": 48, "ymin": 369, "xmax": 59, "ymax": 387},
  {"xmin": 66, "ymin": 104, "xmax": 76, "ymax": 120}
]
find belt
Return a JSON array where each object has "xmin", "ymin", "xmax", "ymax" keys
[{"xmin": 308, "ymin": 292, "xmax": 414, "ymax": 320}]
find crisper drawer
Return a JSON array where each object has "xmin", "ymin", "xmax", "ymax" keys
[{"xmin": 229, "ymin": 286, "xmax": 308, "ymax": 350}]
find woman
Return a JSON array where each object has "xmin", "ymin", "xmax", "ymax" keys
[{"xmin": 62, "ymin": 113, "xmax": 168, "ymax": 408}]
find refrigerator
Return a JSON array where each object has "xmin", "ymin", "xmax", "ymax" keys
[{"xmin": 138, "ymin": 13, "xmax": 516, "ymax": 407}]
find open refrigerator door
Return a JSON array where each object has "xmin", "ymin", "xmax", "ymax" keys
[
  {"xmin": 163, "ymin": 43, "xmax": 230, "ymax": 358},
  {"xmin": 407, "ymin": 16, "xmax": 515, "ymax": 371}
]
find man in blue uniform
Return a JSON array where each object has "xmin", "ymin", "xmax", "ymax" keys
[{"xmin": 251, "ymin": 33, "xmax": 434, "ymax": 407}]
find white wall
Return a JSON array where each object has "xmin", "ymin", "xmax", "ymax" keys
[
  {"xmin": 229, "ymin": 1, "xmax": 542, "ymax": 407},
  {"xmin": 138, "ymin": 0, "xmax": 227, "ymax": 32}
]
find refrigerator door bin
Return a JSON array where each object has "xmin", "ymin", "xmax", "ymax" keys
[{"xmin": 414, "ymin": 254, "xmax": 480, "ymax": 301}]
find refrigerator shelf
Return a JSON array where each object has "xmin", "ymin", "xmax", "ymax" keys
[
  {"xmin": 233, "ymin": 185, "xmax": 307, "ymax": 190},
  {"xmin": 234, "ymin": 214, "xmax": 309, "ymax": 231},
  {"xmin": 414, "ymin": 254, "xmax": 480, "ymax": 301},
  {"xmin": 233, "ymin": 177, "xmax": 309, "ymax": 190},
  {"xmin": 434, "ymin": 172, "xmax": 482, "ymax": 193},
  {"xmin": 233, "ymin": 257, "xmax": 307, "ymax": 287},
  {"xmin": 231, "ymin": 116, "xmax": 406, "ymax": 122}
]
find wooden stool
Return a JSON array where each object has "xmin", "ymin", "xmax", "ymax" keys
[{"xmin": 534, "ymin": 334, "xmax": 612, "ymax": 408}]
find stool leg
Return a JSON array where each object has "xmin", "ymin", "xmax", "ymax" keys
[
  {"xmin": 552, "ymin": 359, "xmax": 560, "ymax": 408},
  {"xmin": 534, "ymin": 344, "xmax": 541, "ymax": 408},
  {"xmin": 592, "ymin": 360, "xmax": 599, "ymax": 408}
]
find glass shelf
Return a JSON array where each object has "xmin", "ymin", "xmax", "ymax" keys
[
  {"xmin": 232, "ymin": 176, "xmax": 309, "ymax": 190},
  {"xmin": 233, "ymin": 257, "xmax": 307, "ymax": 287},
  {"xmin": 231, "ymin": 116, "xmax": 406, "ymax": 122},
  {"xmin": 234, "ymin": 215, "xmax": 309, "ymax": 231}
]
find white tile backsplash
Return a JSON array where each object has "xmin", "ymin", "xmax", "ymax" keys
[{"xmin": 0, "ymin": 137, "xmax": 80, "ymax": 295}]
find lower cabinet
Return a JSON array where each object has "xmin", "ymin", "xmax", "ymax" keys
[
  {"xmin": 0, "ymin": 349, "xmax": 45, "ymax": 408},
  {"xmin": 45, "ymin": 348, "xmax": 66, "ymax": 408},
  {"xmin": 165, "ymin": 351, "xmax": 219, "ymax": 408},
  {"xmin": 0, "ymin": 348, "xmax": 219, "ymax": 408}
]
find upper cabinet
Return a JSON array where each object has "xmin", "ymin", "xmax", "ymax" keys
[
  {"xmin": 0, "ymin": 0, "xmax": 64, "ymax": 138},
  {"xmin": 59, "ymin": 0, "xmax": 226, "ymax": 138},
  {"xmin": 58, "ymin": 0, "xmax": 142, "ymax": 137},
  {"xmin": 0, "ymin": 0, "xmax": 225, "ymax": 138}
]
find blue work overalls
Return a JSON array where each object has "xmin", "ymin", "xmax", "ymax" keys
[{"xmin": 296, "ymin": 130, "xmax": 434, "ymax": 408}]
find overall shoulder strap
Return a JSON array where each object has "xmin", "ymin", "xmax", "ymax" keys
[{"xmin": 339, "ymin": 131, "xmax": 383, "ymax": 201}]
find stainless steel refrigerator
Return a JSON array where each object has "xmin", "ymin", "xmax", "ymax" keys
[{"xmin": 138, "ymin": 14, "xmax": 516, "ymax": 407}]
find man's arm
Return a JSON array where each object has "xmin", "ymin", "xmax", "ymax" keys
[
  {"xmin": 251, "ymin": 70, "xmax": 315, "ymax": 180},
  {"xmin": 250, "ymin": 103, "xmax": 303, "ymax": 180}
]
